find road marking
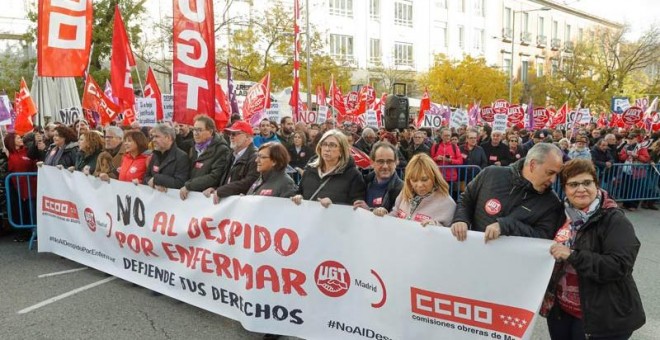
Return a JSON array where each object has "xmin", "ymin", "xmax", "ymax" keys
[
  {"xmin": 18, "ymin": 277, "xmax": 117, "ymax": 314},
  {"xmin": 38, "ymin": 267, "xmax": 88, "ymax": 278}
]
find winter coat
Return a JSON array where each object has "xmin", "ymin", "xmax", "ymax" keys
[
  {"xmin": 591, "ymin": 145, "xmax": 615, "ymax": 171},
  {"xmin": 480, "ymin": 141, "xmax": 510, "ymax": 166},
  {"xmin": 75, "ymin": 149, "xmax": 102, "ymax": 174},
  {"xmin": 388, "ymin": 190, "xmax": 456, "ymax": 227},
  {"xmin": 297, "ymin": 158, "xmax": 366, "ymax": 205},
  {"xmin": 185, "ymin": 134, "xmax": 232, "ymax": 192},
  {"xmin": 7, "ymin": 148, "xmax": 37, "ymax": 200},
  {"xmin": 406, "ymin": 143, "xmax": 431, "ymax": 160},
  {"xmin": 542, "ymin": 192, "xmax": 645, "ymax": 337},
  {"xmin": 288, "ymin": 144, "xmax": 314, "ymax": 170},
  {"xmin": 144, "ymin": 146, "xmax": 190, "ymax": 189},
  {"xmin": 363, "ymin": 171, "xmax": 404, "ymax": 212},
  {"xmin": 459, "ymin": 144, "xmax": 488, "ymax": 170},
  {"xmin": 118, "ymin": 153, "xmax": 150, "ymax": 183},
  {"xmin": 216, "ymin": 143, "xmax": 259, "ymax": 198},
  {"xmin": 253, "ymin": 133, "xmax": 280, "ymax": 148},
  {"xmin": 44, "ymin": 142, "xmax": 78, "ymax": 168},
  {"xmin": 354, "ymin": 138, "xmax": 374, "ymax": 155},
  {"xmin": 430, "ymin": 142, "xmax": 463, "ymax": 182},
  {"xmin": 452, "ymin": 158, "xmax": 565, "ymax": 239},
  {"xmin": 247, "ymin": 169, "xmax": 298, "ymax": 198},
  {"xmin": 107, "ymin": 145, "xmax": 125, "ymax": 179},
  {"xmin": 503, "ymin": 146, "xmax": 527, "ymax": 166}
]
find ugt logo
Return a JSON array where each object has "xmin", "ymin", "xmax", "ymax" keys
[{"xmin": 314, "ymin": 260, "xmax": 351, "ymax": 298}]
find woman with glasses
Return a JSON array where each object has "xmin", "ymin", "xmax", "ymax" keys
[
  {"xmin": 247, "ymin": 142, "xmax": 297, "ymax": 197},
  {"xmin": 504, "ymin": 136, "xmax": 526, "ymax": 166},
  {"xmin": 291, "ymin": 129, "xmax": 365, "ymax": 207},
  {"xmin": 541, "ymin": 159, "xmax": 645, "ymax": 339},
  {"xmin": 373, "ymin": 153, "xmax": 455, "ymax": 227}
]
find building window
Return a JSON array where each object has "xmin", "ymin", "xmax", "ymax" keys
[
  {"xmin": 578, "ymin": 27, "xmax": 584, "ymax": 41},
  {"xmin": 394, "ymin": 1, "xmax": 413, "ymax": 27},
  {"xmin": 504, "ymin": 58, "xmax": 511, "ymax": 78},
  {"xmin": 474, "ymin": 0, "xmax": 484, "ymax": 16},
  {"xmin": 436, "ymin": 0, "xmax": 447, "ymax": 9},
  {"xmin": 329, "ymin": 34, "xmax": 354, "ymax": 62},
  {"xmin": 565, "ymin": 24, "xmax": 571, "ymax": 42},
  {"xmin": 521, "ymin": 60, "xmax": 529, "ymax": 83},
  {"xmin": 538, "ymin": 16, "xmax": 545, "ymax": 36},
  {"xmin": 369, "ymin": 38, "xmax": 381, "ymax": 64},
  {"xmin": 552, "ymin": 20, "xmax": 558, "ymax": 40},
  {"xmin": 459, "ymin": 0, "xmax": 466, "ymax": 13},
  {"xmin": 551, "ymin": 58, "xmax": 559, "ymax": 75},
  {"xmin": 473, "ymin": 28, "xmax": 484, "ymax": 51},
  {"xmin": 394, "ymin": 42, "xmax": 414, "ymax": 66},
  {"xmin": 435, "ymin": 21, "xmax": 448, "ymax": 47},
  {"xmin": 536, "ymin": 59, "xmax": 544, "ymax": 77},
  {"xmin": 329, "ymin": 0, "xmax": 353, "ymax": 18},
  {"xmin": 370, "ymin": 0, "xmax": 380, "ymax": 20},
  {"xmin": 504, "ymin": 7, "xmax": 512, "ymax": 29},
  {"xmin": 522, "ymin": 12, "xmax": 529, "ymax": 33},
  {"xmin": 458, "ymin": 26, "xmax": 465, "ymax": 49}
]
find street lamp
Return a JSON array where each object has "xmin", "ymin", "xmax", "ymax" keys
[{"xmin": 509, "ymin": 7, "xmax": 550, "ymax": 104}]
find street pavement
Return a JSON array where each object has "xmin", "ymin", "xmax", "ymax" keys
[{"xmin": 0, "ymin": 209, "xmax": 658, "ymax": 340}]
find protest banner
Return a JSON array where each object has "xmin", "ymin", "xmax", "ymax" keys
[
  {"xmin": 365, "ymin": 109, "xmax": 378, "ymax": 128},
  {"xmin": 578, "ymin": 108, "xmax": 592, "ymax": 124},
  {"xmin": 317, "ymin": 105, "xmax": 328, "ymax": 124},
  {"xmin": 450, "ymin": 108, "xmax": 467, "ymax": 128},
  {"xmin": 298, "ymin": 110, "xmax": 318, "ymax": 124},
  {"xmin": 492, "ymin": 99, "xmax": 509, "ymax": 115},
  {"xmin": 532, "ymin": 107, "xmax": 549, "ymax": 128},
  {"xmin": 0, "ymin": 95, "xmax": 14, "ymax": 125},
  {"xmin": 56, "ymin": 107, "xmax": 83, "ymax": 126},
  {"xmin": 421, "ymin": 112, "xmax": 442, "ymax": 129},
  {"xmin": 38, "ymin": 166, "xmax": 554, "ymax": 340},
  {"xmin": 136, "ymin": 98, "xmax": 157, "ymax": 127},
  {"xmin": 611, "ymin": 97, "xmax": 630, "ymax": 114},
  {"xmin": 266, "ymin": 102, "xmax": 280, "ymax": 123},
  {"xmin": 480, "ymin": 106, "xmax": 494, "ymax": 123},
  {"xmin": 622, "ymin": 106, "xmax": 644, "ymax": 125},
  {"xmin": 507, "ymin": 105, "xmax": 524, "ymax": 128},
  {"xmin": 162, "ymin": 94, "xmax": 174, "ymax": 122},
  {"xmin": 492, "ymin": 114, "xmax": 508, "ymax": 134}
]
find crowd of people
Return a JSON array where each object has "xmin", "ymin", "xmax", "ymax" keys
[{"xmin": 0, "ymin": 112, "xmax": 656, "ymax": 340}]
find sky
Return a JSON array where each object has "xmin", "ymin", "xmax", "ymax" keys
[{"xmin": 566, "ymin": 0, "xmax": 658, "ymax": 40}]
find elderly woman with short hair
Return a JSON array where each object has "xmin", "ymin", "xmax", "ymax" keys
[{"xmin": 541, "ymin": 159, "xmax": 645, "ymax": 339}]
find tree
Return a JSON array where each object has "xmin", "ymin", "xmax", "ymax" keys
[
  {"xmin": 217, "ymin": 0, "xmax": 351, "ymax": 92},
  {"xmin": 0, "ymin": 44, "xmax": 35, "ymax": 94},
  {"xmin": 418, "ymin": 55, "xmax": 509, "ymax": 106}
]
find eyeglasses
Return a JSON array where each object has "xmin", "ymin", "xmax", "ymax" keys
[
  {"xmin": 192, "ymin": 128, "xmax": 206, "ymax": 134},
  {"xmin": 565, "ymin": 179, "xmax": 595, "ymax": 189},
  {"xmin": 374, "ymin": 159, "xmax": 396, "ymax": 166},
  {"xmin": 508, "ymin": 139, "xmax": 518, "ymax": 143},
  {"xmin": 320, "ymin": 142, "xmax": 339, "ymax": 149}
]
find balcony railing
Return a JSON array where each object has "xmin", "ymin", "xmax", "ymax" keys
[
  {"xmin": 536, "ymin": 35, "xmax": 547, "ymax": 47},
  {"xmin": 551, "ymin": 38, "xmax": 562, "ymax": 50},
  {"xmin": 520, "ymin": 31, "xmax": 532, "ymax": 45},
  {"xmin": 331, "ymin": 54, "xmax": 356, "ymax": 66},
  {"xmin": 502, "ymin": 28, "xmax": 512, "ymax": 41},
  {"xmin": 564, "ymin": 41, "xmax": 574, "ymax": 52}
]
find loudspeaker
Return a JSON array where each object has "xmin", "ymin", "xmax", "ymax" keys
[{"xmin": 383, "ymin": 95, "xmax": 409, "ymax": 131}]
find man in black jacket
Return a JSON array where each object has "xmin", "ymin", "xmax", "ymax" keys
[
  {"xmin": 451, "ymin": 143, "xmax": 565, "ymax": 242},
  {"xmin": 144, "ymin": 124, "xmax": 190, "ymax": 192},
  {"xmin": 353, "ymin": 142, "xmax": 403, "ymax": 213},
  {"xmin": 480, "ymin": 131, "xmax": 509, "ymax": 166},
  {"xmin": 179, "ymin": 115, "xmax": 232, "ymax": 200},
  {"xmin": 203, "ymin": 121, "xmax": 259, "ymax": 203}
]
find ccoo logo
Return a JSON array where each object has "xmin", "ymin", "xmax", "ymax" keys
[{"xmin": 314, "ymin": 260, "xmax": 351, "ymax": 298}]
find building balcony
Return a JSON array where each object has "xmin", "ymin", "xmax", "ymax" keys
[
  {"xmin": 551, "ymin": 38, "xmax": 562, "ymax": 50},
  {"xmin": 331, "ymin": 54, "xmax": 356, "ymax": 66},
  {"xmin": 502, "ymin": 28, "xmax": 512, "ymax": 41},
  {"xmin": 520, "ymin": 31, "xmax": 532, "ymax": 45},
  {"xmin": 536, "ymin": 35, "xmax": 547, "ymax": 48},
  {"xmin": 564, "ymin": 41, "xmax": 574, "ymax": 53},
  {"xmin": 368, "ymin": 56, "xmax": 383, "ymax": 66},
  {"xmin": 394, "ymin": 59, "xmax": 415, "ymax": 68}
]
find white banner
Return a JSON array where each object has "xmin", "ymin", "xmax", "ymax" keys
[
  {"xmin": 136, "ymin": 98, "xmax": 157, "ymax": 127},
  {"xmin": 37, "ymin": 166, "xmax": 554, "ymax": 340},
  {"xmin": 421, "ymin": 112, "xmax": 442, "ymax": 129},
  {"xmin": 266, "ymin": 102, "xmax": 280, "ymax": 122},
  {"xmin": 493, "ymin": 114, "xmax": 508, "ymax": 134},
  {"xmin": 317, "ymin": 106, "xmax": 328, "ymax": 124},
  {"xmin": 451, "ymin": 109, "xmax": 468, "ymax": 128},
  {"xmin": 162, "ymin": 94, "xmax": 174, "ymax": 122},
  {"xmin": 365, "ymin": 109, "xmax": 378, "ymax": 128}
]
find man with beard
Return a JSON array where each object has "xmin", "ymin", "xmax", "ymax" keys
[
  {"xmin": 277, "ymin": 116, "xmax": 295, "ymax": 149},
  {"xmin": 253, "ymin": 118, "xmax": 280, "ymax": 147},
  {"xmin": 203, "ymin": 121, "xmax": 259, "ymax": 204},
  {"xmin": 353, "ymin": 142, "xmax": 403, "ymax": 213}
]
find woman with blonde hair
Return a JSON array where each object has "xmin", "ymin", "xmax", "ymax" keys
[
  {"xmin": 374, "ymin": 153, "xmax": 455, "ymax": 227},
  {"xmin": 291, "ymin": 129, "xmax": 365, "ymax": 207}
]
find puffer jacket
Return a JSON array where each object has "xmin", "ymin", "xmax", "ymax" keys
[
  {"xmin": 541, "ymin": 191, "xmax": 645, "ymax": 337},
  {"xmin": 247, "ymin": 169, "xmax": 298, "ymax": 198},
  {"xmin": 185, "ymin": 134, "xmax": 232, "ymax": 192},
  {"xmin": 216, "ymin": 143, "xmax": 259, "ymax": 198},
  {"xmin": 452, "ymin": 158, "xmax": 565, "ymax": 239}
]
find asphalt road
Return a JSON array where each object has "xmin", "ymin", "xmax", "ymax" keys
[{"xmin": 1, "ymin": 209, "xmax": 659, "ymax": 340}]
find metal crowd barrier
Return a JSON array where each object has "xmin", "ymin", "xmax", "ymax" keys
[
  {"xmin": 552, "ymin": 163, "xmax": 660, "ymax": 202},
  {"xmin": 5, "ymin": 172, "xmax": 39, "ymax": 250}
]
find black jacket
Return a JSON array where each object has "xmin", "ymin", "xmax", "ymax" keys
[
  {"xmin": 185, "ymin": 134, "xmax": 231, "ymax": 192},
  {"xmin": 144, "ymin": 146, "xmax": 190, "ymax": 189},
  {"xmin": 216, "ymin": 143, "xmax": 259, "ymax": 198},
  {"xmin": 75, "ymin": 149, "xmax": 102, "ymax": 174},
  {"xmin": 363, "ymin": 171, "xmax": 403, "ymax": 212},
  {"xmin": 591, "ymin": 145, "xmax": 614, "ymax": 171},
  {"xmin": 406, "ymin": 143, "xmax": 431, "ymax": 160},
  {"xmin": 480, "ymin": 141, "xmax": 510, "ymax": 166},
  {"xmin": 549, "ymin": 196, "xmax": 645, "ymax": 336},
  {"xmin": 297, "ymin": 158, "xmax": 366, "ymax": 205},
  {"xmin": 287, "ymin": 144, "xmax": 314, "ymax": 169},
  {"xmin": 354, "ymin": 138, "xmax": 373, "ymax": 155},
  {"xmin": 452, "ymin": 158, "xmax": 565, "ymax": 239},
  {"xmin": 43, "ymin": 142, "xmax": 79, "ymax": 168},
  {"xmin": 247, "ymin": 169, "xmax": 298, "ymax": 198},
  {"xmin": 176, "ymin": 131, "xmax": 194, "ymax": 154},
  {"xmin": 459, "ymin": 144, "xmax": 488, "ymax": 169}
]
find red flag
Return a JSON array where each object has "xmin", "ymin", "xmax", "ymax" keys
[
  {"xmin": 356, "ymin": 85, "xmax": 376, "ymax": 115},
  {"xmin": 596, "ymin": 113, "xmax": 608, "ymax": 128},
  {"xmin": 610, "ymin": 112, "xmax": 625, "ymax": 128},
  {"xmin": 14, "ymin": 92, "xmax": 34, "ymax": 136},
  {"xmin": 17, "ymin": 78, "xmax": 37, "ymax": 116},
  {"xmin": 214, "ymin": 74, "xmax": 230, "ymax": 130},
  {"xmin": 289, "ymin": 0, "xmax": 301, "ymax": 120},
  {"xmin": 242, "ymin": 73, "xmax": 271, "ymax": 123},
  {"xmin": 37, "ymin": 0, "xmax": 93, "ymax": 76},
  {"xmin": 328, "ymin": 75, "xmax": 346, "ymax": 116},
  {"xmin": 144, "ymin": 67, "xmax": 163, "ymax": 121},
  {"xmin": 173, "ymin": 0, "xmax": 216, "ymax": 125},
  {"xmin": 550, "ymin": 102, "xmax": 569, "ymax": 128},
  {"xmin": 82, "ymin": 75, "xmax": 121, "ymax": 126},
  {"xmin": 110, "ymin": 5, "xmax": 136, "ymax": 108},
  {"xmin": 417, "ymin": 88, "xmax": 430, "ymax": 127},
  {"xmin": 316, "ymin": 84, "xmax": 327, "ymax": 107}
]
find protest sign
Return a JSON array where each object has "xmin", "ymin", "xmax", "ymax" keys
[
  {"xmin": 162, "ymin": 94, "xmax": 174, "ymax": 122},
  {"xmin": 450, "ymin": 108, "xmax": 467, "ymax": 128},
  {"xmin": 421, "ymin": 112, "xmax": 442, "ymax": 129},
  {"xmin": 317, "ymin": 105, "xmax": 328, "ymax": 124},
  {"xmin": 38, "ymin": 166, "xmax": 554, "ymax": 340},
  {"xmin": 136, "ymin": 98, "xmax": 157, "ymax": 127},
  {"xmin": 266, "ymin": 102, "xmax": 280, "ymax": 122},
  {"xmin": 55, "ymin": 107, "xmax": 83, "ymax": 126},
  {"xmin": 365, "ymin": 109, "xmax": 378, "ymax": 128},
  {"xmin": 0, "ymin": 95, "xmax": 14, "ymax": 125},
  {"xmin": 492, "ymin": 114, "xmax": 508, "ymax": 134}
]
